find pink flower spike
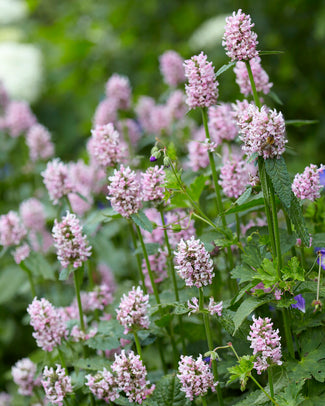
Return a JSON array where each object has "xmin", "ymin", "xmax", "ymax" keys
[
  {"xmin": 12, "ymin": 358, "xmax": 40, "ymax": 396},
  {"xmin": 184, "ymin": 52, "xmax": 219, "ymax": 109},
  {"xmin": 207, "ymin": 298, "xmax": 223, "ymax": 316},
  {"xmin": 26, "ymin": 123, "xmax": 54, "ymax": 162},
  {"xmin": 222, "ymin": 9, "xmax": 259, "ymax": 61},
  {"xmin": 105, "ymin": 73, "xmax": 132, "ymax": 110},
  {"xmin": 234, "ymin": 57, "xmax": 272, "ymax": 96},
  {"xmin": 0, "ymin": 211, "xmax": 26, "ymax": 247},
  {"xmin": 292, "ymin": 164, "xmax": 324, "ymax": 201},
  {"xmin": 5, "ymin": 100, "xmax": 36, "ymax": 137},
  {"xmin": 85, "ymin": 368, "xmax": 119, "ymax": 403},
  {"xmin": 41, "ymin": 364, "xmax": 72, "ymax": 406},
  {"xmin": 159, "ymin": 50, "xmax": 185, "ymax": 87},
  {"xmin": 141, "ymin": 165, "xmax": 166, "ymax": 202}
]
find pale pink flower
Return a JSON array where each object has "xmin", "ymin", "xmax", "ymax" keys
[
  {"xmin": 166, "ymin": 89, "xmax": 187, "ymax": 120},
  {"xmin": 159, "ymin": 50, "xmax": 185, "ymax": 87},
  {"xmin": 116, "ymin": 286, "xmax": 150, "ymax": 334},
  {"xmin": 5, "ymin": 100, "xmax": 36, "ymax": 137},
  {"xmin": 93, "ymin": 98, "xmax": 118, "ymax": 126},
  {"xmin": 41, "ymin": 158, "xmax": 75, "ymax": 204},
  {"xmin": 52, "ymin": 211, "xmax": 92, "ymax": 269},
  {"xmin": 0, "ymin": 392, "xmax": 11, "ymax": 405},
  {"xmin": 112, "ymin": 350, "xmax": 155, "ymax": 404},
  {"xmin": 117, "ymin": 119, "xmax": 141, "ymax": 147},
  {"xmin": 12, "ymin": 358, "xmax": 41, "ymax": 396},
  {"xmin": 12, "ymin": 242, "xmax": 30, "ymax": 264},
  {"xmin": 208, "ymin": 103, "xmax": 238, "ymax": 144},
  {"xmin": 27, "ymin": 297, "xmax": 68, "ymax": 352},
  {"xmin": 105, "ymin": 74, "xmax": 131, "ymax": 110},
  {"xmin": 174, "ymin": 236, "xmax": 215, "ymax": 288},
  {"xmin": 237, "ymin": 103, "xmax": 287, "ymax": 159},
  {"xmin": 42, "ymin": 365, "xmax": 72, "ymax": 406},
  {"xmin": 234, "ymin": 57, "xmax": 272, "ymax": 96},
  {"xmin": 184, "ymin": 52, "xmax": 219, "ymax": 109},
  {"xmin": 142, "ymin": 208, "xmax": 165, "ymax": 245},
  {"xmin": 0, "ymin": 211, "xmax": 26, "ymax": 247},
  {"xmin": 207, "ymin": 298, "xmax": 223, "ymax": 316},
  {"xmin": 107, "ymin": 165, "xmax": 142, "ymax": 218},
  {"xmin": 85, "ymin": 368, "xmax": 119, "ymax": 403},
  {"xmin": 141, "ymin": 165, "xmax": 166, "ymax": 202},
  {"xmin": 292, "ymin": 164, "xmax": 324, "ymax": 201},
  {"xmin": 248, "ymin": 315, "xmax": 282, "ymax": 374},
  {"xmin": 26, "ymin": 123, "xmax": 54, "ymax": 162},
  {"xmin": 97, "ymin": 263, "xmax": 117, "ymax": 293},
  {"xmin": 165, "ymin": 209, "xmax": 196, "ymax": 248},
  {"xmin": 135, "ymin": 96, "xmax": 156, "ymax": 133},
  {"xmin": 177, "ymin": 354, "xmax": 216, "ymax": 401},
  {"xmin": 70, "ymin": 325, "xmax": 97, "ymax": 342},
  {"xmin": 187, "ymin": 126, "xmax": 210, "ymax": 171},
  {"xmin": 222, "ymin": 9, "xmax": 259, "ymax": 61},
  {"xmin": 20, "ymin": 198, "xmax": 46, "ymax": 232},
  {"xmin": 187, "ymin": 297, "xmax": 200, "ymax": 316}
]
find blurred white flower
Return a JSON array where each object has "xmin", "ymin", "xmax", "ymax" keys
[
  {"xmin": 189, "ymin": 14, "xmax": 229, "ymax": 50},
  {"xmin": 0, "ymin": 42, "xmax": 43, "ymax": 103},
  {"xmin": 0, "ymin": 0, "xmax": 27, "ymax": 25}
]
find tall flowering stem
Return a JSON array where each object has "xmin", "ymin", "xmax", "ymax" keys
[
  {"xmin": 73, "ymin": 269, "xmax": 85, "ymax": 332},
  {"xmin": 245, "ymin": 60, "xmax": 295, "ymax": 358},
  {"xmin": 199, "ymin": 288, "xmax": 224, "ymax": 406},
  {"xmin": 129, "ymin": 222, "xmax": 147, "ymax": 294},
  {"xmin": 19, "ymin": 261, "xmax": 36, "ymax": 297},
  {"xmin": 268, "ymin": 367, "xmax": 274, "ymax": 399},
  {"xmin": 135, "ymin": 224, "xmax": 160, "ymax": 305},
  {"xmin": 133, "ymin": 331, "xmax": 143, "ymax": 359}
]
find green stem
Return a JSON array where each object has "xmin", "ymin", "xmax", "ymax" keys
[
  {"xmin": 86, "ymin": 262, "xmax": 94, "ymax": 290},
  {"xmin": 58, "ymin": 347, "xmax": 68, "ymax": 374},
  {"xmin": 133, "ymin": 331, "xmax": 143, "ymax": 359},
  {"xmin": 282, "ymin": 308, "xmax": 295, "ymax": 358},
  {"xmin": 199, "ymin": 289, "xmax": 224, "ymax": 406},
  {"xmin": 201, "ymin": 396, "xmax": 208, "ymax": 406},
  {"xmin": 316, "ymin": 252, "xmax": 322, "ymax": 302},
  {"xmin": 245, "ymin": 61, "xmax": 261, "ymax": 108},
  {"xmin": 129, "ymin": 221, "xmax": 147, "ymax": 294},
  {"xmin": 236, "ymin": 213, "xmax": 241, "ymax": 242},
  {"xmin": 73, "ymin": 270, "xmax": 85, "ymax": 332},
  {"xmin": 250, "ymin": 375, "xmax": 279, "ymax": 406},
  {"xmin": 268, "ymin": 367, "xmax": 274, "ymax": 399},
  {"xmin": 65, "ymin": 195, "xmax": 74, "ymax": 213},
  {"xmin": 300, "ymin": 246, "xmax": 306, "ymax": 271},
  {"xmin": 20, "ymin": 261, "xmax": 36, "ymax": 297},
  {"xmin": 284, "ymin": 212, "xmax": 297, "ymax": 257},
  {"xmin": 269, "ymin": 181, "xmax": 282, "ymax": 276},
  {"xmin": 90, "ymin": 393, "xmax": 96, "ymax": 406},
  {"xmin": 136, "ymin": 224, "xmax": 160, "ymax": 305}
]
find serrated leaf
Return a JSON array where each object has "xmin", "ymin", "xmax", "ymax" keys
[
  {"xmin": 231, "ymin": 264, "xmax": 256, "ymax": 284},
  {"xmin": 286, "ymin": 194, "xmax": 310, "ymax": 246},
  {"xmin": 275, "ymin": 380, "xmax": 305, "ymax": 406},
  {"xmin": 256, "ymin": 258, "xmax": 279, "ymax": 287},
  {"xmin": 233, "ymin": 297, "xmax": 268, "ymax": 333},
  {"xmin": 131, "ymin": 211, "xmax": 153, "ymax": 232},
  {"xmin": 148, "ymin": 374, "xmax": 191, "ymax": 406},
  {"xmin": 86, "ymin": 334, "xmax": 120, "ymax": 351},
  {"xmin": 216, "ymin": 61, "xmax": 236, "ymax": 77},
  {"xmin": 235, "ymin": 187, "xmax": 252, "ymax": 205},
  {"xmin": 281, "ymin": 256, "xmax": 304, "ymax": 281},
  {"xmin": 227, "ymin": 355, "xmax": 255, "ymax": 391},
  {"xmin": 265, "ymin": 157, "xmax": 292, "ymax": 209},
  {"xmin": 285, "ymin": 119, "xmax": 318, "ymax": 127},
  {"xmin": 187, "ymin": 175, "xmax": 208, "ymax": 202}
]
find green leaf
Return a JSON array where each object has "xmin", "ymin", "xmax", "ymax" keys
[
  {"xmin": 311, "ymin": 233, "xmax": 325, "ymax": 247},
  {"xmin": 256, "ymin": 258, "xmax": 279, "ymax": 287},
  {"xmin": 148, "ymin": 374, "xmax": 191, "ymax": 406},
  {"xmin": 286, "ymin": 194, "xmax": 310, "ymax": 246},
  {"xmin": 285, "ymin": 119, "xmax": 318, "ymax": 127},
  {"xmin": 265, "ymin": 156, "xmax": 292, "ymax": 209},
  {"xmin": 131, "ymin": 211, "xmax": 153, "ymax": 232},
  {"xmin": 0, "ymin": 265, "xmax": 27, "ymax": 304},
  {"xmin": 59, "ymin": 268, "xmax": 69, "ymax": 281},
  {"xmin": 281, "ymin": 256, "xmax": 304, "ymax": 281},
  {"xmin": 231, "ymin": 264, "xmax": 256, "ymax": 284},
  {"xmin": 216, "ymin": 61, "xmax": 236, "ymax": 77},
  {"xmin": 235, "ymin": 187, "xmax": 252, "ymax": 205},
  {"xmin": 86, "ymin": 334, "xmax": 120, "ymax": 351},
  {"xmin": 226, "ymin": 195, "xmax": 265, "ymax": 215},
  {"xmin": 134, "ymin": 243, "xmax": 160, "ymax": 256},
  {"xmin": 187, "ymin": 175, "xmax": 208, "ymax": 202},
  {"xmin": 275, "ymin": 380, "xmax": 305, "ymax": 406},
  {"xmin": 233, "ymin": 297, "xmax": 268, "ymax": 333},
  {"xmin": 268, "ymin": 91, "xmax": 283, "ymax": 105},
  {"xmin": 73, "ymin": 357, "xmax": 111, "ymax": 371},
  {"xmin": 114, "ymin": 396, "xmax": 136, "ymax": 405},
  {"xmin": 24, "ymin": 252, "xmax": 56, "ymax": 280},
  {"xmin": 227, "ymin": 355, "xmax": 255, "ymax": 391}
]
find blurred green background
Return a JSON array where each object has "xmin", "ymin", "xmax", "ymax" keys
[{"xmin": 1, "ymin": 0, "xmax": 324, "ymax": 167}]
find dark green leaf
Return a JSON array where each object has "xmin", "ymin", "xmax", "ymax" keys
[
  {"xmin": 275, "ymin": 380, "xmax": 305, "ymax": 406},
  {"xmin": 311, "ymin": 233, "xmax": 325, "ymax": 248},
  {"xmin": 148, "ymin": 374, "xmax": 191, "ymax": 406},
  {"xmin": 233, "ymin": 297, "xmax": 268, "ymax": 333},
  {"xmin": 187, "ymin": 175, "xmax": 209, "ymax": 202},
  {"xmin": 286, "ymin": 194, "xmax": 310, "ymax": 246},
  {"xmin": 131, "ymin": 211, "xmax": 153, "ymax": 232},
  {"xmin": 216, "ymin": 61, "xmax": 236, "ymax": 77},
  {"xmin": 231, "ymin": 264, "xmax": 256, "ymax": 284},
  {"xmin": 235, "ymin": 187, "xmax": 252, "ymax": 205},
  {"xmin": 265, "ymin": 156, "xmax": 292, "ymax": 209},
  {"xmin": 285, "ymin": 119, "xmax": 318, "ymax": 127},
  {"xmin": 226, "ymin": 196, "xmax": 265, "ymax": 215}
]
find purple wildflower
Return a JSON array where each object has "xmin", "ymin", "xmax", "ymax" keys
[
  {"xmin": 177, "ymin": 354, "xmax": 217, "ymax": 401},
  {"xmin": 12, "ymin": 358, "xmax": 40, "ymax": 396},
  {"xmin": 112, "ymin": 350, "xmax": 155, "ymax": 404},
  {"xmin": 291, "ymin": 294, "xmax": 305, "ymax": 313},
  {"xmin": 142, "ymin": 250, "xmax": 168, "ymax": 292},
  {"xmin": 174, "ymin": 236, "xmax": 215, "ymax": 288},
  {"xmin": 234, "ymin": 57, "xmax": 272, "ymax": 96},
  {"xmin": 52, "ymin": 211, "xmax": 92, "ymax": 269},
  {"xmin": 85, "ymin": 368, "xmax": 119, "ymax": 403},
  {"xmin": 184, "ymin": 52, "xmax": 219, "ymax": 109},
  {"xmin": 42, "ymin": 364, "xmax": 72, "ymax": 406},
  {"xmin": 159, "ymin": 50, "xmax": 185, "ymax": 87},
  {"xmin": 292, "ymin": 164, "xmax": 324, "ymax": 201},
  {"xmin": 107, "ymin": 165, "xmax": 142, "ymax": 218},
  {"xmin": 116, "ymin": 286, "xmax": 150, "ymax": 334},
  {"xmin": 27, "ymin": 297, "xmax": 68, "ymax": 352},
  {"xmin": 187, "ymin": 297, "xmax": 200, "ymax": 316},
  {"xmin": 248, "ymin": 316, "xmax": 282, "ymax": 374},
  {"xmin": 222, "ymin": 9, "xmax": 259, "ymax": 61}
]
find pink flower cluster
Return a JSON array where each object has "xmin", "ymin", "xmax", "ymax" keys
[
  {"xmin": 52, "ymin": 211, "xmax": 92, "ymax": 269},
  {"xmin": 184, "ymin": 52, "xmax": 219, "ymax": 109},
  {"xmin": 141, "ymin": 165, "xmax": 166, "ymax": 202},
  {"xmin": 20, "ymin": 198, "xmax": 46, "ymax": 232},
  {"xmin": 88, "ymin": 123, "xmax": 126, "ymax": 168},
  {"xmin": 41, "ymin": 158, "xmax": 75, "ymax": 204},
  {"xmin": 237, "ymin": 103, "xmax": 287, "ymax": 159},
  {"xmin": 13, "ymin": 242, "xmax": 30, "ymax": 264},
  {"xmin": 247, "ymin": 315, "xmax": 282, "ymax": 374},
  {"xmin": 208, "ymin": 103, "xmax": 238, "ymax": 144},
  {"xmin": 94, "ymin": 98, "xmax": 118, "ymax": 126},
  {"xmin": 117, "ymin": 118, "xmax": 141, "ymax": 147},
  {"xmin": 292, "ymin": 164, "xmax": 324, "ymax": 201},
  {"xmin": 41, "ymin": 364, "xmax": 72, "ymax": 406},
  {"xmin": 105, "ymin": 73, "xmax": 132, "ymax": 110},
  {"xmin": 234, "ymin": 57, "xmax": 272, "ymax": 96},
  {"xmin": 27, "ymin": 297, "xmax": 68, "ymax": 352},
  {"xmin": 116, "ymin": 286, "xmax": 150, "ymax": 334},
  {"xmin": 159, "ymin": 50, "xmax": 185, "ymax": 87},
  {"xmin": 85, "ymin": 368, "xmax": 119, "ymax": 403},
  {"xmin": 187, "ymin": 127, "xmax": 211, "ymax": 171},
  {"xmin": 177, "ymin": 354, "xmax": 216, "ymax": 401},
  {"xmin": 26, "ymin": 123, "xmax": 55, "ymax": 162},
  {"xmin": 11, "ymin": 358, "xmax": 40, "ymax": 396},
  {"xmin": 107, "ymin": 165, "xmax": 142, "ymax": 218},
  {"xmin": 111, "ymin": 350, "xmax": 155, "ymax": 404},
  {"xmin": 187, "ymin": 297, "xmax": 223, "ymax": 316},
  {"xmin": 222, "ymin": 9, "xmax": 259, "ymax": 61},
  {"xmin": 219, "ymin": 157, "xmax": 255, "ymax": 198},
  {"xmin": 4, "ymin": 100, "xmax": 36, "ymax": 137},
  {"xmin": 174, "ymin": 236, "xmax": 215, "ymax": 288},
  {"xmin": 0, "ymin": 211, "xmax": 26, "ymax": 247},
  {"xmin": 142, "ymin": 250, "xmax": 168, "ymax": 292}
]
